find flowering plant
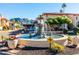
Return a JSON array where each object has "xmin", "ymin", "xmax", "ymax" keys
[
  {"xmin": 67, "ymin": 36, "xmax": 73, "ymax": 42},
  {"xmin": 6, "ymin": 35, "xmax": 16, "ymax": 40},
  {"xmin": 47, "ymin": 37, "xmax": 54, "ymax": 43},
  {"xmin": 51, "ymin": 42, "xmax": 64, "ymax": 53}
]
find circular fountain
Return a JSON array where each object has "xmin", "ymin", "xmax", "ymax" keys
[{"xmin": 16, "ymin": 20, "xmax": 68, "ymax": 41}]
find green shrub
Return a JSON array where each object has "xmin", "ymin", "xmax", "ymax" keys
[
  {"xmin": 63, "ymin": 29, "xmax": 68, "ymax": 34},
  {"xmin": 73, "ymin": 27, "xmax": 79, "ymax": 35}
]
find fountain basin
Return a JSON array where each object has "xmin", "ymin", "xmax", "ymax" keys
[{"xmin": 16, "ymin": 34, "xmax": 67, "ymax": 41}]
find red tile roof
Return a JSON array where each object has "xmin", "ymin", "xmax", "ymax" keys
[{"xmin": 42, "ymin": 13, "xmax": 79, "ymax": 16}]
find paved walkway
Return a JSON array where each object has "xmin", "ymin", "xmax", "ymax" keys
[
  {"xmin": 17, "ymin": 40, "xmax": 79, "ymax": 55},
  {"xmin": 0, "ymin": 31, "xmax": 79, "ymax": 55},
  {"xmin": 0, "ymin": 40, "xmax": 79, "ymax": 55}
]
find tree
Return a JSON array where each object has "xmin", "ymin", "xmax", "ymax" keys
[
  {"xmin": 45, "ymin": 16, "xmax": 72, "ymax": 29},
  {"xmin": 45, "ymin": 18, "xmax": 59, "ymax": 36},
  {"xmin": 10, "ymin": 18, "xmax": 23, "ymax": 29},
  {"xmin": 45, "ymin": 16, "xmax": 72, "ymax": 35},
  {"xmin": 60, "ymin": 3, "xmax": 67, "ymax": 13},
  {"xmin": 62, "ymin": 3, "xmax": 66, "ymax": 9},
  {"xmin": 56, "ymin": 16, "xmax": 72, "ymax": 25}
]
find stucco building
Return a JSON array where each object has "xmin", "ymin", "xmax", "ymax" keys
[
  {"xmin": 38, "ymin": 13, "xmax": 79, "ymax": 26},
  {"xmin": 36, "ymin": 13, "xmax": 79, "ymax": 34}
]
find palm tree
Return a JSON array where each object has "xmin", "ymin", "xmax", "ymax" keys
[
  {"xmin": 60, "ymin": 9, "xmax": 63, "ymax": 13},
  {"xmin": 60, "ymin": 3, "xmax": 67, "ymax": 13},
  {"xmin": 62, "ymin": 3, "xmax": 66, "ymax": 8}
]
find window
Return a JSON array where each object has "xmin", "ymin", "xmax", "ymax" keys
[{"xmin": 76, "ymin": 16, "xmax": 78, "ymax": 20}]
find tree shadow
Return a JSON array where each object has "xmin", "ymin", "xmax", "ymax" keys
[
  {"xmin": 0, "ymin": 52, "xmax": 10, "ymax": 55},
  {"xmin": 21, "ymin": 46, "xmax": 48, "ymax": 50}
]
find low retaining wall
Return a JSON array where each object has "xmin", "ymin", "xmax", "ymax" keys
[{"xmin": 45, "ymin": 31, "xmax": 63, "ymax": 35}]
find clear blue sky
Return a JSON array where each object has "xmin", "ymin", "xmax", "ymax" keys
[{"xmin": 0, "ymin": 3, "xmax": 79, "ymax": 20}]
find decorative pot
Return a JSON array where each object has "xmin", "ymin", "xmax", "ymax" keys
[{"xmin": 7, "ymin": 39, "xmax": 18, "ymax": 49}]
